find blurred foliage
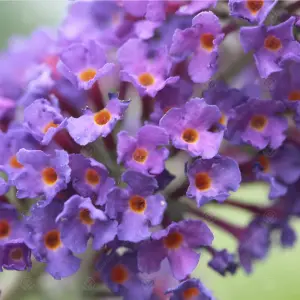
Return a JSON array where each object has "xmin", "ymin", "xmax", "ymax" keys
[{"xmin": 0, "ymin": 1, "xmax": 300, "ymax": 300}]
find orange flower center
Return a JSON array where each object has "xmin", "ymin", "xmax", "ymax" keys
[
  {"xmin": 182, "ymin": 128, "xmax": 199, "ymax": 143},
  {"xmin": 43, "ymin": 122, "xmax": 58, "ymax": 133},
  {"xmin": 79, "ymin": 68, "xmax": 97, "ymax": 82},
  {"xmin": 250, "ymin": 115, "xmax": 268, "ymax": 131},
  {"xmin": 132, "ymin": 148, "xmax": 148, "ymax": 163},
  {"xmin": 183, "ymin": 287, "xmax": 200, "ymax": 299},
  {"xmin": 246, "ymin": 0, "xmax": 264, "ymax": 14},
  {"xmin": 138, "ymin": 72, "xmax": 155, "ymax": 87},
  {"xmin": 10, "ymin": 247, "xmax": 23, "ymax": 260},
  {"xmin": 200, "ymin": 33, "xmax": 214, "ymax": 52},
  {"xmin": 110, "ymin": 264, "xmax": 129, "ymax": 284},
  {"xmin": 85, "ymin": 168, "xmax": 100, "ymax": 186},
  {"xmin": 264, "ymin": 35, "xmax": 282, "ymax": 51},
  {"xmin": 44, "ymin": 230, "xmax": 61, "ymax": 250},
  {"xmin": 42, "ymin": 167, "xmax": 58, "ymax": 185},
  {"xmin": 195, "ymin": 172, "xmax": 211, "ymax": 191},
  {"xmin": 164, "ymin": 231, "xmax": 184, "ymax": 249},
  {"xmin": 79, "ymin": 208, "xmax": 94, "ymax": 225},
  {"xmin": 94, "ymin": 109, "xmax": 111, "ymax": 126},
  {"xmin": 257, "ymin": 155, "xmax": 270, "ymax": 172},
  {"xmin": 0, "ymin": 220, "xmax": 11, "ymax": 239},
  {"xmin": 288, "ymin": 90, "xmax": 300, "ymax": 101},
  {"xmin": 9, "ymin": 155, "xmax": 23, "ymax": 169},
  {"xmin": 129, "ymin": 195, "xmax": 147, "ymax": 213},
  {"xmin": 219, "ymin": 113, "xmax": 227, "ymax": 126}
]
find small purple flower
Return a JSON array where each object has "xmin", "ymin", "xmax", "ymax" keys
[
  {"xmin": 69, "ymin": 154, "xmax": 115, "ymax": 202},
  {"xmin": 159, "ymin": 98, "xmax": 224, "ymax": 158},
  {"xmin": 97, "ymin": 251, "xmax": 153, "ymax": 300},
  {"xmin": 167, "ymin": 278, "xmax": 215, "ymax": 300},
  {"xmin": 25, "ymin": 201, "xmax": 80, "ymax": 279},
  {"xmin": 138, "ymin": 220, "xmax": 214, "ymax": 280},
  {"xmin": 0, "ymin": 126, "xmax": 38, "ymax": 179},
  {"xmin": 170, "ymin": 11, "xmax": 224, "ymax": 83},
  {"xmin": 117, "ymin": 38, "xmax": 179, "ymax": 97},
  {"xmin": 269, "ymin": 58, "xmax": 300, "ymax": 125},
  {"xmin": 18, "ymin": 66, "xmax": 55, "ymax": 107},
  {"xmin": 240, "ymin": 17, "xmax": 300, "ymax": 78},
  {"xmin": 150, "ymin": 79, "xmax": 192, "ymax": 124},
  {"xmin": 106, "ymin": 170, "xmax": 166, "ymax": 242},
  {"xmin": 13, "ymin": 149, "xmax": 71, "ymax": 206},
  {"xmin": 208, "ymin": 248, "xmax": 238, "ymax": 276},
  {"xmin": 0, "ymin": 203, "xmax": 23, "ymax": 245},
  {"xmin": 23, "ymin": 98, "xmax": 67, "ymax": 145},
  {"xmin": 203, "ymin": 81, "xmax": 248, "ymax": 127},
  {"xmin": 229, "ymin": 0, "xmax": 278, "ymax": 24},
  {"xmin": 0, "ymin": 239, "xmax": 32, "ymax": 271},
  {"xmin": 238, "ymin": 217, "xmax": 271, "ymax": 273},
  {"xmin": 187, "ymin": 156, "xmax": 241, "ymax": 206},
  {"xmin": 56, "ymin": 195, "xmax": 117, "ymax": 253},
  {"xmin": 57, "ymin": 40, "xmax": 115, "ymax": 90},
  {"xmin": 254, "ymin": 144, "xmax": 300, "ymax": 199},
  {"xmin": 67, "ymin": 97, "xmax": 129, "ymax": 146},
  {"xmin": 226, "ymin": 99, "xmax": 288, "ymax": 150},
  {"xmin": 117, "ymin": 124, "xmax": 169, "ymax": 175}
]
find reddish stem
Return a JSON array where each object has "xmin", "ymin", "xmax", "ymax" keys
[
  {"xmin": 53, "ymin": 129, "xmax": 81, "ymax": 154},
  {"xmin": 188, "ymin": 206, "xmax": 244, "ymax": 239},
  {"xmin": 89, "ymin": 82, "xmax": 105, "ymax": 111},
  {"xmin": 142, "ymin": 95, "xmax": 154, "ymax": 122}
]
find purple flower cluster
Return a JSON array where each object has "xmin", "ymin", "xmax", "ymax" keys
[{"xmin": 1, "ymin": 0, "xmax": 300, "ymax": 299}]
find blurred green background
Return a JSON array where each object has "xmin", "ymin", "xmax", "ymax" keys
[{"xmin": 0, "ymin": 1, "xmax": 300, "ymax": 299}]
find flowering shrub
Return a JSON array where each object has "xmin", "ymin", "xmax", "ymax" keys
[{"xmin": 0, "ymin": 0, "xmax": 300, "ymax": 299}]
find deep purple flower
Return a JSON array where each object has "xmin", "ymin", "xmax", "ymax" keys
[
  {"xmin": 117, "ymin": 38, "xmax": 179, "ymax": 97},
  {"xmin": 106, "ymin": 170, "xmax": 166, "ymax": 242},
  {"xmin": 0, "ymin": 203, "xmax": 23, "ymax": 245},
  {"xmin": 117, "ymin": 124, "xmax": 169, "ymax": 175},
  {"xmin": 56, "ymin": 195, "xmax": 117, "ymax": 253},
  {"xmin": 226, "ymin": 99, "xmax": 288, "ymax": 150},
  {"xmin": 97, "ymin": 251, "xmax": 153, "ymax": 300},
  {"xmin": 150, "ymin": 80, "xmax": 192, "ymax": 124},
  {"xmin": 167, "ymin": 278, "xmax": 215, "ymax": 300},
  {"xmin": 280, "ymin": 223, "xmax": 297, "ymax": 248},
  {"xmin": 229, "ymin": 0, "xmax": 278, "ymax": 24},
  {"xmin": 160, "ymin": 98, "xmax": 224, "ymax": 158},
  {"xmin": 25, "ymin": 201, "xmax": 80, "ymax": 279},
  {"xmin": 203, "ymin": 81, "xmax": 248, "ymax": 127},
  {"xmin": 57, "ymin": 40, "xmax": 114, "ymax": 90},
  {"xmin": 187, "ymin": 156, "xmax": 241, "ymax": 206},
  {"xmin": 0, "ymin": 239, "xmax": 32, "ymax": 271},
  {"xmin": 208, "ymin": 248, "xmax": 238, "ymax": 276},
  {"xmin": 67, "ymin": 97, "xmax": 129, "ymax": 146},
  {"xmin": 155, "ymin": 169, "xmax": 176, "ymax": 190},
  {"xmin": 23, "ymin": 98, "xmax": 67, "ymax": 145},
  {"xmin": 170, "ymin": 11, "xmax": 224, "ymax": 83},
  {"xmin": 269, "ymin": 58, "xmax": 300, "ymax": 125},
  {"xmin": 138, "ymin": 220, "xmax": 213, "ymax": 280},
  {"xmin": 69, "ymin": 154, "xmax": 115, "ymax": 202},
  {"xmin": 240, "ymin": 17, "xmax": 300, "ymax": 78},
  {"xmin": 14, "ymin": 149, "xmax": 71, "ymax": 206},
  {"xmin": 254, "ymin": 144, "xmax": 300, "ymax": 199},
  {"xmin": 238, "ymin": 217, "xmax": 271, "ymax": 273}
]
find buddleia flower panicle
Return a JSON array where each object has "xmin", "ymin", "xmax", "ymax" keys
[{"xmin": 1, "ymin": 0, "xmax": 300, "ymax": 299}]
